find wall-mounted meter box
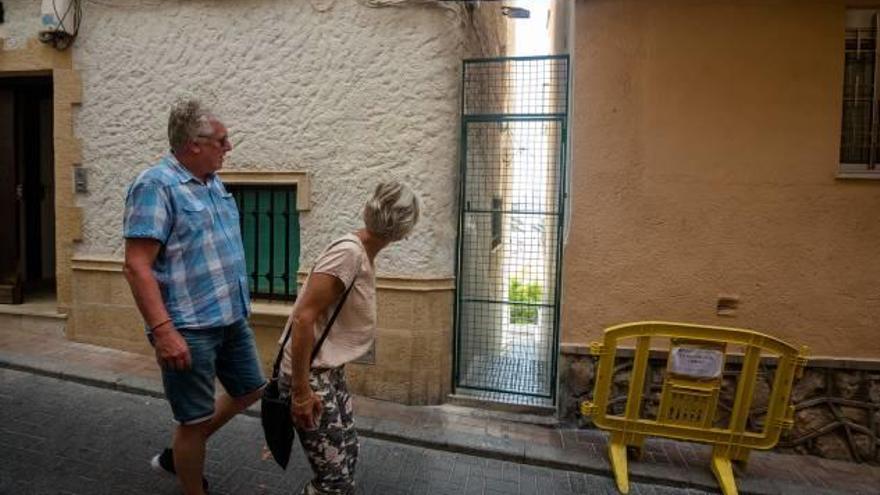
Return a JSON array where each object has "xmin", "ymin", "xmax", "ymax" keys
[{"xmin": 40, "ymin": 0, "xmax": 76, "ymax": 35}]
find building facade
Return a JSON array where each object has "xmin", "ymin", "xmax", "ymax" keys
[
  {"xmin": 0, "ymin": 0, "xmax": 508, "ymax": 406},
  {"xmin": 3, "ymin": 0, "xmax": 878, "ymax": 463},
  {"xmin": 560, "ymin": 0, "xmax": 880, "ymax": 463}
]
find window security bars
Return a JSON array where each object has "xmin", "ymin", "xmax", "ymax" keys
[
  {"xmin": 841, "ymin": 12, "xmax": 880, "ymax": 174},
  {"xmin": 229, "ymin": 185, "xmax": 300, "ymax": 301}
]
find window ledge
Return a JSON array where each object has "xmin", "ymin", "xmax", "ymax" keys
[
  {"xmin": 219, "ymin": 170, "xmax": 311, "ymax": 210},
  {"xmin": 250, "ymin": 301, "xmax": 292, "ymax": 328},
  {"xmin": 836, "ymin": 172, "xmax": 880, "ymax": 180}
]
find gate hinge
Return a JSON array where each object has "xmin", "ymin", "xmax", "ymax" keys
[{"xmin": 589, "ymin": 342, "xmax": 605, "ymax": 357}]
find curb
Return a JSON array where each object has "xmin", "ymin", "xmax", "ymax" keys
[
  {"xmin": 0, "ymin": 354, "xmax": 803, "ymax": 495},
  {"xmin": 0, "ymin": 352, "xmax": 166, "ymax": 400}
]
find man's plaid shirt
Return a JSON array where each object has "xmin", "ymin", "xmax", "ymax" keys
[{"xmin": 123, "ymin": 154, "xmax": 250, "ymax": 330}]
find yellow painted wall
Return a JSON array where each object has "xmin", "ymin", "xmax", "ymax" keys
[{"xmin": 563, "ymin": 0, "xmax": 880, "ymax": 358}]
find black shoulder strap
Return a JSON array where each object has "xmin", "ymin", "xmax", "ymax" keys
[
  {"xmin": 271, "ymin": 238, "xmax": 362, "ymax": 378},
  {"xmin": 309, "ymin": 277, "xmax": 356, "ymax": 363}
]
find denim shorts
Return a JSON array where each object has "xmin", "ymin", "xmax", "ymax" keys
[{"xmin": 151, "ymin": 319, "xmax": 266, "ymax": 425}]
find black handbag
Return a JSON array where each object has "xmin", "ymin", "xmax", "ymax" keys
[{"xmin": 261, "ymin": 266, "xmax": 357, "ymax": 469}]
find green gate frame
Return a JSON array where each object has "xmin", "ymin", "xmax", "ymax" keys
[{"xmin": 453, "ymin": 55, "xmax": 570, "ymax": 403}]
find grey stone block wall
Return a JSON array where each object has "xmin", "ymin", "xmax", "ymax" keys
[{"xmin": 558, "ymin": 351, "xmax": 880, "ymax": 465}]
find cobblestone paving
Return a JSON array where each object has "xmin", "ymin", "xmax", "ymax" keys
[{"xmin": 0, "ymin": 368, "xmax": 709, "ymax": 495}]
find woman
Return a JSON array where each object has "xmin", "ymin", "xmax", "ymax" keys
[{"xmin": 279, "ymin": 181, "xmax": 420, "ymax": 495}]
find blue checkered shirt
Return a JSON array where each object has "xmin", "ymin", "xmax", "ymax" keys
[{"xmin": 123, "ymin": 154, "xmax": 250, "ymax": 330}]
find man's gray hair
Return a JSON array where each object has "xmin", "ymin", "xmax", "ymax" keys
[
  {"xmin": 363, "ymin": 181, "xmax": 420, "ymax": 241},
  {"xmin": 167, "ymin": 98, "xmax": 216, "ymax": 152}
]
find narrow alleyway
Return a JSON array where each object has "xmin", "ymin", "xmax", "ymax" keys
[{"xmin": 0, "ymin": 368, "xmax": 707, "ymax": 495}]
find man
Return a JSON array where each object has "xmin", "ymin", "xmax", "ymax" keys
[{"xmin": 123, "ymin": 98, "xmax": 265, "ymax": 495}]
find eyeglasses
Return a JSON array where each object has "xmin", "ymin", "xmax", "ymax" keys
[{"xmin": 196, "ymin": 134, "xmax": 231, "ymax": 148}]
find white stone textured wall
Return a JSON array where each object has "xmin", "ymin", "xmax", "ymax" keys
[
  {"xmin": 1, "ymin": 0, "xmax": 41, "ymax": 49},
  {"xmin": 62, "ymin": 0, "xmax": 489, "ymax": 278}
]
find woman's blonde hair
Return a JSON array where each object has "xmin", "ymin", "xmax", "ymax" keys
[{"xmin": 363, "ymin": 181, "xmax": 420, "ymax": 241}]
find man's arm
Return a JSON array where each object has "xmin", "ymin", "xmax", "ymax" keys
[
  {"xmin": 288, "ymin": 273, "xmax": 344, "ymax": 429},
  {"xmin": 123, "ymin": 238, "xmax": 191, "ymax": 371}
]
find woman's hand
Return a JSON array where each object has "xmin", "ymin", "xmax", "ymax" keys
[{"xmin": 291, "ymin": 391, "xmax": 323, "ymax": 430}]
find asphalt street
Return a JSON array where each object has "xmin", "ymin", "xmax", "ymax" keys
[{"xmin": 0, "ymin": 368, "xmax": 707, "ymax": 495}]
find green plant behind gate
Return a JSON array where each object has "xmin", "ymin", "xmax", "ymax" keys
[{"xmin": 509, "ymin": 277, "xmax": 542, "ymax": 324}]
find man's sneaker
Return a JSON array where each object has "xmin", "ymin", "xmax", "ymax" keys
[
  {"xmin": 150, "ymin": 448, "xmax": 209, "ymax": 491},
  {"xmin": 150, "ymin": 448, "xmax": 175, "ymax": 476}
]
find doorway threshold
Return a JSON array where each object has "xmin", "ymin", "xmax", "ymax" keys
[
  {"xmin": 0, "ymin": 290, "xmax": 63, "ymax": 318},
  {"xmin": 449, "ymin": 387, "xmax": 555, "ymax": 416},
  {"xmin": 0, "ymin": 291, "xmax": 66, "ymax": 338}
]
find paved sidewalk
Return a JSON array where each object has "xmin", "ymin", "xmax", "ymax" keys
[
  {"xmin": 3, "ymin": 368, "xmax": 700, "ymax": 495},
  {"xmin": 2, "ymin": 325, "xmax": 879, "ymax": 494}
]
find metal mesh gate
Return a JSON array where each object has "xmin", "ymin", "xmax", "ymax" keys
[{"xmin": 454, "ymin": 55, "xmax": 569, "ymax": 405}]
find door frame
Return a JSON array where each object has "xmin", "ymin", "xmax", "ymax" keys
[{"xmin": 0, "ymin": 41, "xmax": 83, "ymax": 311}]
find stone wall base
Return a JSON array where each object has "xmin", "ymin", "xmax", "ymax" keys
[
  {"xmin": 69, "ymin": 258, "xmax": 453, "ymax": 406},
  {"xmin": 559, "ymin": 346, "xmax": 880, "ymax": 464}
]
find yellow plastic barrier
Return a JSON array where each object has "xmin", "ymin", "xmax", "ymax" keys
[{"xmin": 580, "ymin": 322, "xmax": 808, "ymax": 495}]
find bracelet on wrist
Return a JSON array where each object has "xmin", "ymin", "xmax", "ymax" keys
[
  {"xmin": 150, "ymin": 318, "xmax": 172, "ymax": 332},
  {"xmin": 292, "ymin": 395, "xmax": 312, "ymax": 407}
]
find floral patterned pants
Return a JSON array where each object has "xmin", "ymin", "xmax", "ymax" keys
[{"xmin": 284, "ymin": 367, "xmax": 358, "ymax": 495}]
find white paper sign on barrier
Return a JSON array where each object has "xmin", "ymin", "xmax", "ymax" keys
[{"xmin": 669, "ymin": 346, "xmax": 724, "ymax": 379}]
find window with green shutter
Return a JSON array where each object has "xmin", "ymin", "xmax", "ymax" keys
[{"xmin": 228, "ymin": 185, "xmax": 300, "ymax": 301}]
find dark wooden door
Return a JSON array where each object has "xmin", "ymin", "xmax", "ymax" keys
[{"xmin": 0, "ymin": 89, "xmax": 22, "ymax": 303}]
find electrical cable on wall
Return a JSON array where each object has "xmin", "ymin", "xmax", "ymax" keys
[
  {"xmin": 356, "ymin": 0, "xmax": 466, "ymax": 23},
  {"xmin": 84, "ymin": 0, "xmax": 166, "ymax": 7},
  {"xmin": 39, "ymin": 0, "xmax": 82, "ymax": 50},
  {"xmin": 355, "ymin": 0, "xmax": 511, "ymax": 53}
]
